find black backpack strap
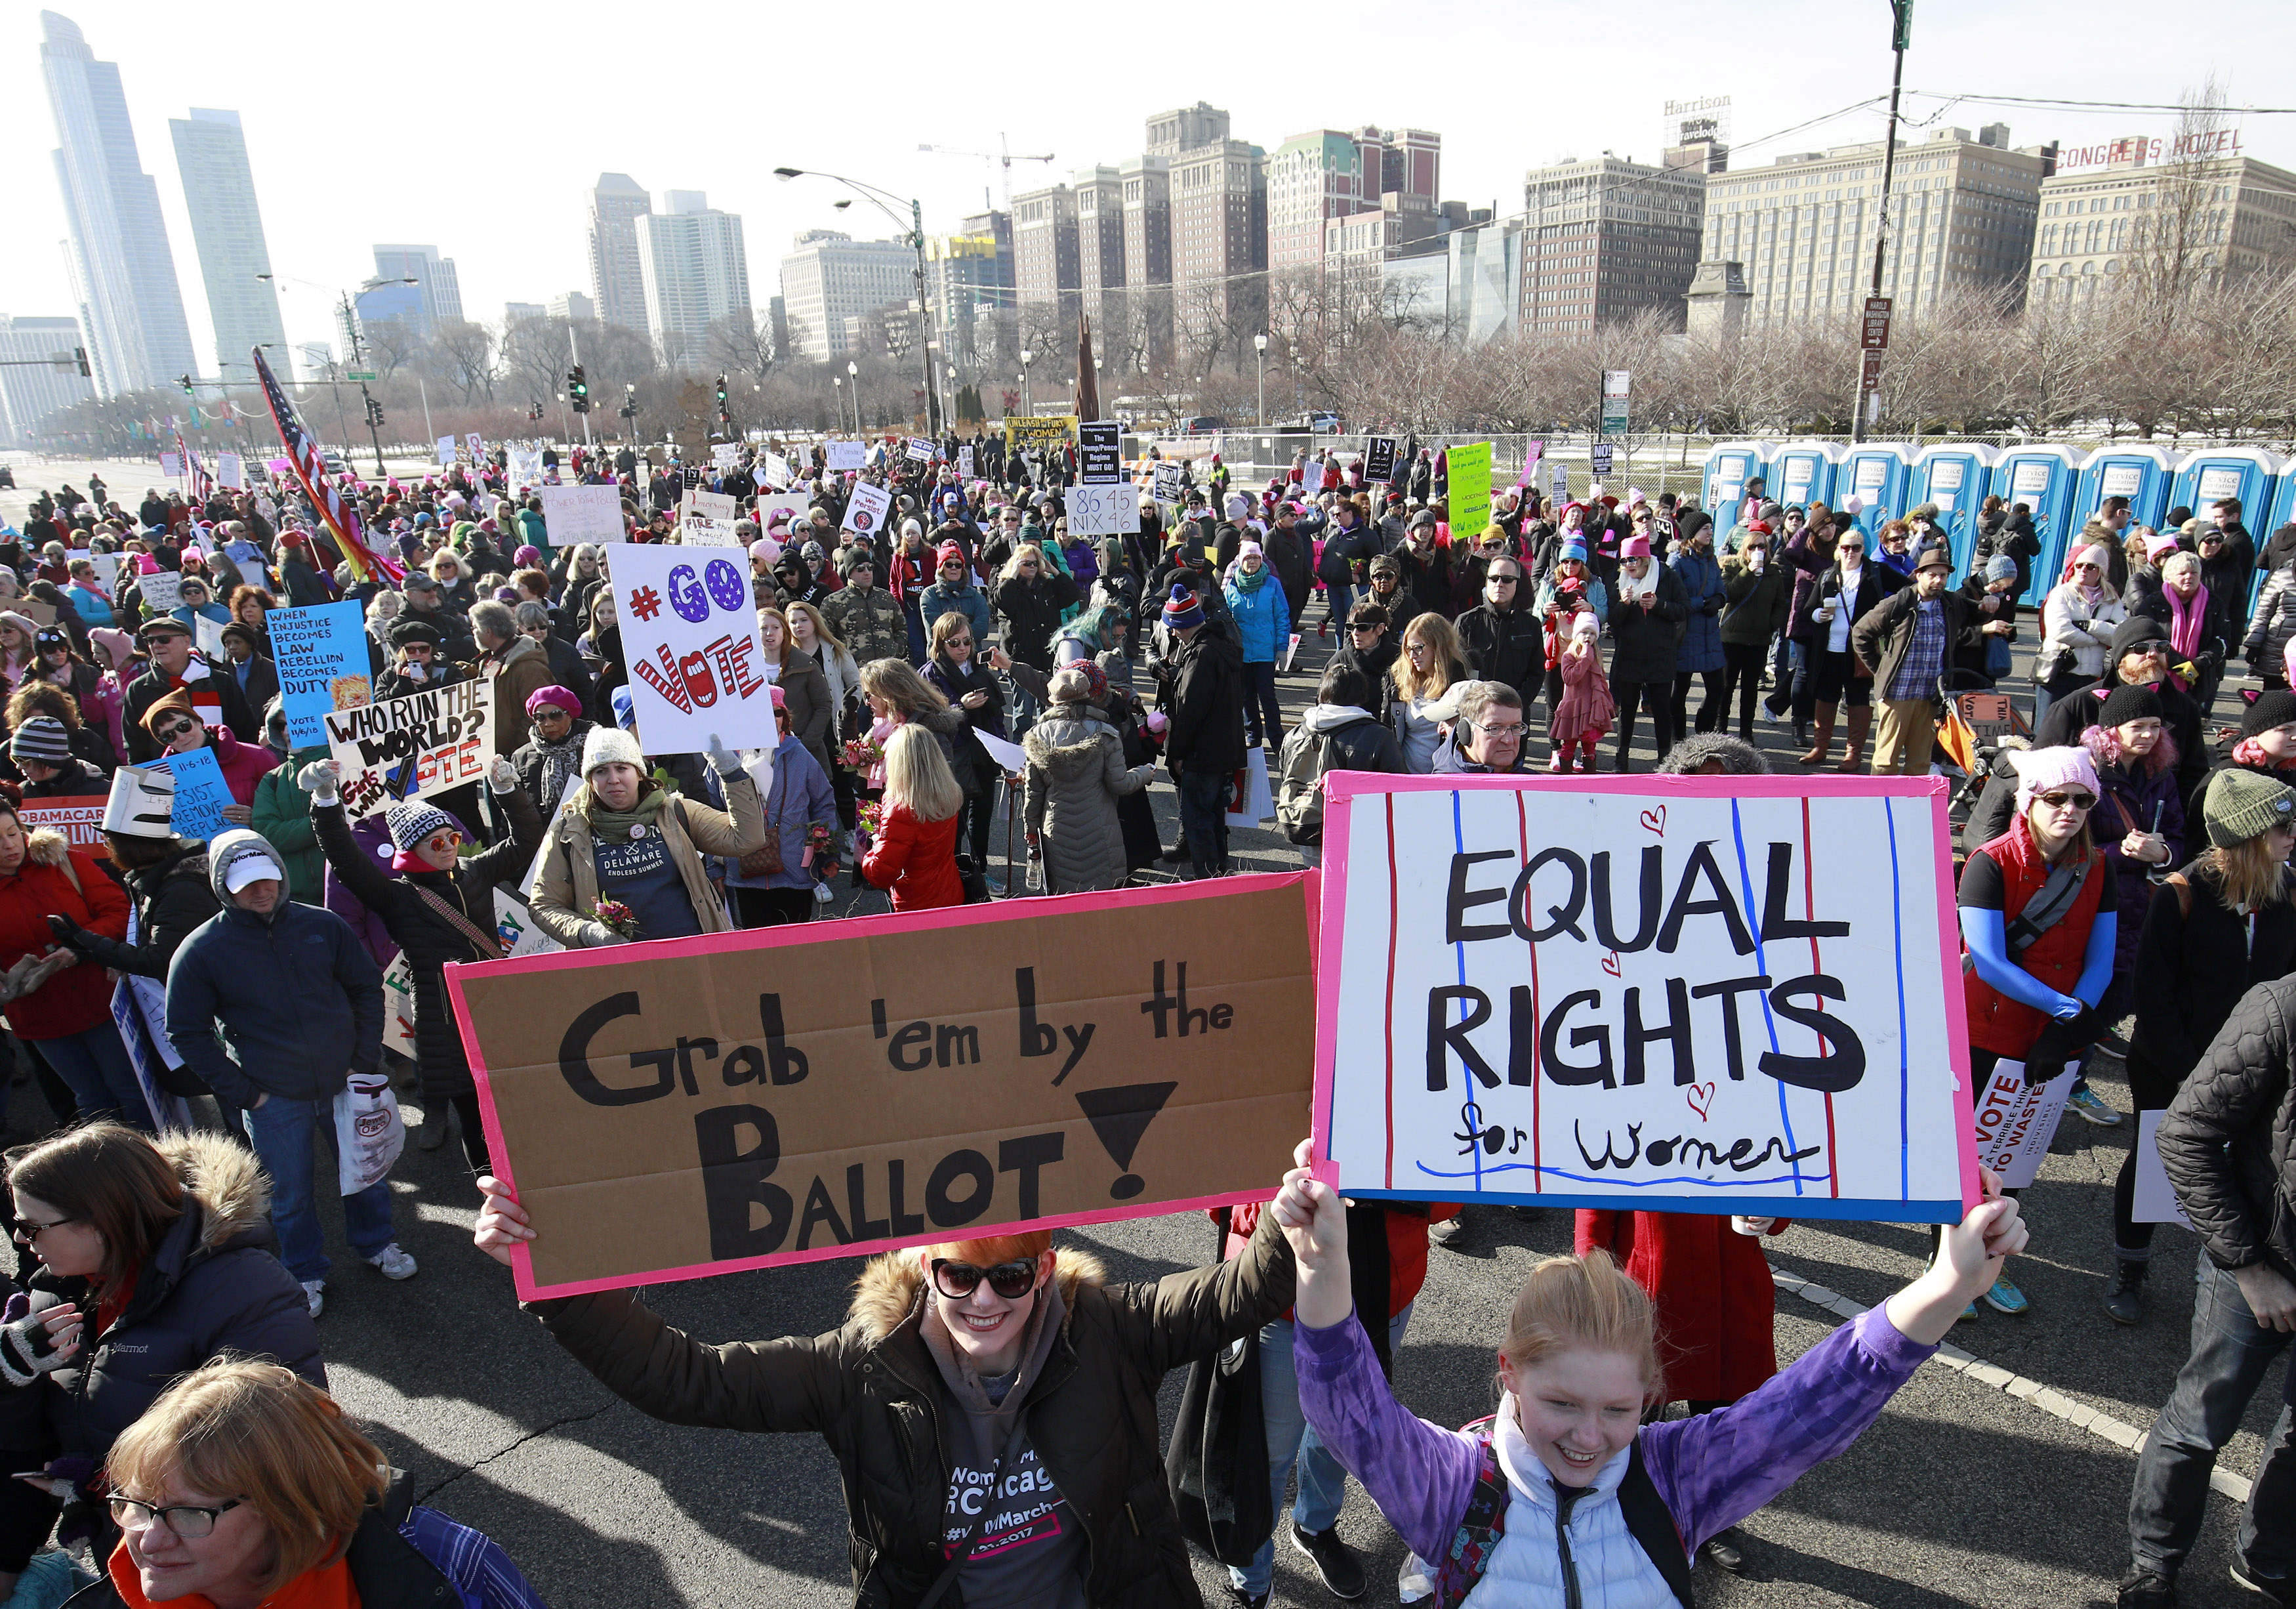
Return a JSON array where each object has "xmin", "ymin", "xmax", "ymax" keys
[
  {"xmin": 1431, "ymin": 1421, "xmax": 1512, "ymax": 1609},
  {"xmin": 1618, "ymin": 1440, "xmax": 1696, "ymax": 1608}
]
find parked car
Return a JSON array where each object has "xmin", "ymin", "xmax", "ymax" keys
[{"xmin": 1181, "ymin": 415, "xmax": 1227, "ymax": 435}]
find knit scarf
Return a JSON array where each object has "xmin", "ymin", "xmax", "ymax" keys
[
  {"xmin": 581, "ymin": 781, "xmax": 669, "ymax": 842},
  {"xmin": 2166, "ymin": 582, "xmax": 2208, "ymax": 689},
  {"xmin": 535, "ymin": 730, "xmax": 583, "ymax": 810}
]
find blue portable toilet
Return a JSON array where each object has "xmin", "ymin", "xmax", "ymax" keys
[
  {"xmin": 1908, "ymin": 443, "xmax": 1999, "ymax": 573},
  {"xmin": 1769, "ymin": 442, "xmax": 1841, "ymax": 516},
  {"xmin": 1700, "ymin": 442, "xmax": 1769, "ymax": 526},
  {"xmin": 2270, "ymin": 467, "xmax": 2296, "ymax": 565},
  {"xmin": 2170, "ymin": 446, "xmax": 2285, "ymax": 612},
  {"xmin": 1837, "ymin": 442, "xmax": 1912, "ymax": 541},
  {"xmin": 2072, "ymin": 444, "xmax": 2177, "ymax": 536},
  {"xmin": 1994, "ymin": 445, "xmax": 2085, "ymax": 605}
]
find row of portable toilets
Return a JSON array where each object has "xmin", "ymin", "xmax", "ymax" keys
[{"xmin": 1698, "ymin": 441, "xmax": 2295, "ymax": 611}]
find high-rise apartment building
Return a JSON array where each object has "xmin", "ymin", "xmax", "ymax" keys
[
  {"xmin": 0, "ymin": 316, "xmax": 94, "ymax": 446},
  {"xmin": 1702, "ymin": 125, "xmax": 2045, "ymax": 324},
  {"xmin": 1519, "ymin": 155, "xmax": 1706, "ymax": 333},
  {"xmin": 779, "ymin": 230, "xmax": 913, "ymax": 361},
  {"xmin": 1269, "ymin": 131, "xmax": 1366, "ymax": 272},
  {"xmin": 372, "ymin": 245, "xmax": 463, "ymax": 330},
  {"xmin": 634, "ymin": 193, "xmax": 750, "ymax": 362},
  {"xmin": 169, "ymin": 108, "xmax": 291, "ymax": 383},
  {"xmin": 1171, "ymin": 138, "xmax": 1267, "ymax": 341},
  {"xmin": 1011, "ymin": 184, "xmax": 1081, "ymax": 324},
  {"xmin": 548, "ymin": 291, "xmax": 595, "ymax": 323},
  {"xmin": 1147, "ymin": 104, "xmax": 1230, "ymax": 160},
  {"xmin": 39, "ymin": 11, "xmax": 198, "ymax": 395},
  {"xmin": 587, "ymin": 174, "xmax": 651, "ymax": 332},
  {"xmin": 504, "ymin": 302, "xmax": 545, "ymax": 325},
  {"xmin": 1075, "ymin": 167, "xmax": 1127, "ymax": 336},
  {"xmin": 927, "ymin": 211, "xmax": 1014, "ymax": 369},
  {"xmin": 2028, "ymin": 134, "xmax": 2296, "ymax": 304}
]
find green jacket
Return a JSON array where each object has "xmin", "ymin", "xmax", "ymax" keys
[{"xmin": 251, "ymin": 743, "xmax": 329, "ymax": 903}]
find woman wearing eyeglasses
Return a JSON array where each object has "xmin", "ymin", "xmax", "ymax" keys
[
  {"xmin": 1958, "ymin": 745, "xmax": 2120, "ymax": 1315},
  {"xmin": 2037, "ymin": 539, "xmax": 2129, "ymax": 728},
  {"xmin": 474, "ymin": 1140, "xmax": 1305, "ymax": 1609},
  {"xmin": 0, "ymin": 1125, "xmax": 322, "ymax": 1585},
  {"xmin": 87, "ymin": 1358, "xmax": 546, "ymax": 1609}
]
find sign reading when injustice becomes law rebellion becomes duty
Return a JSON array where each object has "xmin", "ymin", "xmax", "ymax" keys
[
  {"xmin": 446, "ymin": 875, "xmax": 1317, "ymax": 1298},
  {"xmin": 1313, "ymin": 774, "xmax": 1977, "ymax": 1223}
]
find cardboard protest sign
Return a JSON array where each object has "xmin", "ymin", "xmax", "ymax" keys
[
  {"xmin": 154, "ymin": 748, "xmax": 236, "ymax": 841},
  {"xmin": 678, "ymin": 490, "xmax": 741, "ymax": 546},
  {"xmin": 904, "ymin": 436, "xmax": 935, "ymax": 464},
  {"xmin": 1315, "ymin": 774, "xmax": 1975, "ymax": 1222},
  {"xmin": 712, "ymin": 443, "xmax": 740, "ymax": 471},
  {"xmin": 323, "ymin": 680, "xmax": 496, "ymax": 819},
  {"xmin": 754, "ymin": 493, "xmax": 808, "ymax": 532},
  {"xmin": 957, "ymin": 446, "xmax": 974, "ymax": 479},
  {"xmin": 194, "ymin": 614, "xmax": 227, "ymax": 663},
  {"xmin": 265, "ymin": 457, "xmax": 293, "ymax": 475},
  {"xmin": 17, "ymin": 598, "xmax": 57, "ymax": 629},
  {"xmin": 539, "ymin": 484, "xmax": 626, "ymax": 546},
  {"xmin": 447, "ymin": 874, "xmax": 1317, "ymax": 1297},
  {"xmin": 842, "ymin": 480, "xmax": 892, "ymax": 539},
  {"xmin": 1226, "ymin": 747, "xmax": 1273, "ymax": 828},
  {"xmin": 1004, "ymin": 415, "xmax": 1076, "ymax": 451},
  {"xmin": 83, "ymin": 553, "xmax": 124, "ymax": 598},
  {"xmin": 138, "ymin": 572, "xmax": 183, "ymax": 613},
  {"xmin": 825, "ymin": 440, "xmax": 866, "ymax": 472},
  {"xmin": 437, "ymin": 436, "xmax": 459, "ymax": 467},
  {"xmin": 16, "ymin": 795, "xmax": 108, "ymax": 850},
  {"xmin": 1970, "ymin": 1059, "xmax": 2072, "ymax": 1190},
  {"xmin": 608, "ymin": 543, "xmax": 773, "ymax": 755},
  {"xmin": 382, "ymin": 954, "xmax": 418, "ymax": 1058},
  {"xmin": 467, "ymin": 432, "xmax": 485, "ymax": 463},
  {"xmin": 1517, "ymin": 440, "xmax": 1545, "ymax": 488},
  {"xmin": 270, "ymin": 601, "xmax": 371, "ymax": 748},
  {"xmin": 159, "ymin": 452, "xmax": 183, "ymax": 481},
  {"xmin": 1064, "ymin": 482, "xmax": 1138, "ymax": 538},
  {"xmin": 216, "ymin": 452, "xmax": 244, "ymax": 490},
  {"xmin": 1448, "ymin": 442, "xmax": 1494, "ymax": 534},
  {"xmin": 762, "ymin": 451, "xmax": 792, "ymax": 488},
  {"xmin": 508, "ymin": 446, "xmax": 544, "ymax": 491},
  {"xmin": 2132, "ymin": 1110, "xmax": 2193, "ymax": 1228},
  {"xmin": 1153, "ymin": 463, "xmax": 1183, "ymax": 504}
]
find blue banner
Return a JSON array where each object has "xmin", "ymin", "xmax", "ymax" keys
[{"xmin": 270, "ymin": 600, "xmax": 371, "ymax": 749}]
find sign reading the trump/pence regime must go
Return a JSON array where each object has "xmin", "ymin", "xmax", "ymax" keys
[
  {"xmin": 445, "ymin": 875, "xmax": 1317, "ymax": 1299},
  {"xmin": 1313, "ymin": 774, "xmax": 1976, "ymax": 1224}
]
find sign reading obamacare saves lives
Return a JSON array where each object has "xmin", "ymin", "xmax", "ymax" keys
[
  {"xmin": 1314, "ymin": 774, "xmax": 1977, "ymax": 1223},
  {"xmin": 447, "ymin": 875, "xmax": 1316, "ymax": 1299}
]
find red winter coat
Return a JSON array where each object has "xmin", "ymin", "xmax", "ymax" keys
[
  {"xmin": 0, "ymin": 831, "xmax": 131, "ymax": 1039},
  {"xmin": 1575, "ymin": 1208, "xmax": 1788, "ymax": 1404},
  {"xmin": 201, "ymin": 726, "xmax": 277, "ymax": 807},
  {"xmin": 861, "ymin": 803, "xmax": 963, "ymax": 911},
  {"xmin": 1221, "ymin": 1200, "xmax": 1459, "ymax": 1321},
  {"xmin": 1961, "ymin": 818, "xmax": 2107, "ymax": 1058}
]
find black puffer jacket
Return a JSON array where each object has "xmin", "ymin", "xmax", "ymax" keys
[
  {"xmin": 20, "ymin": 1133, "xmax": 323, "ymax": 1467},
  {"xmin": 70, "ymin": 840, "xmax": 218, "ymax": 980},
  {"xmin": 2158, "ymin": 974, "xmax": 2296, "ymax": 1281},
  {"xmin": 311, "ymin": 787, "xmax": 541, "ymax": 1100},
  {"xmin": 1454, "ymin": 602, "xmax": 1543, "ymax": 701},
  {"xmin": 2127, "ymin": 861, "xmax": 2296, "ymax": 1110},
  {"xmin": 1605, "ymin": 564, "xmax": 1689, "ymax": 686}
]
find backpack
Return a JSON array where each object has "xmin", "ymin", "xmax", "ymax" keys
[{"xmin": 1274, "ymin": 722, "xmax": 1328, "ymax": 846}]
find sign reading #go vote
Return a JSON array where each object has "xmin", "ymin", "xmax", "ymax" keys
[
  {"xmin": 610, "ymin": 542, "xmax": 772, "ymax": 755},
  {"xmin": 447, "ymin": 875, "xmax": 1317, "ymax": 1298},
  {"xmin": 1314, "ymin": 773, "xmax": 1976, "ymax": 1224}
]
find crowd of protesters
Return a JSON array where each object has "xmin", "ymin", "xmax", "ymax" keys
[{"xmin": 0, "ymin": 432, "xmax": 2282, "ymax": 1609}]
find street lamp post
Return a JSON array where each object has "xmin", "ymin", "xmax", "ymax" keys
[
  {"xmin": 776, "ymin": 167, "xmax": 942, "ymax": 434},
  {"xmin": 847, "ymin": 360, "xmax": 861, "ymax": 435},
  {"xmin": 832, "ymin": 375, "xmax": 844, "ymax": 436},
  {"xmin": 1254, "ymin": 333, "xmax": 1268, "ymax": 428},
  {"xmin": 1019, "ymin": 348, "xmax": 1033, "ymax": 417},
  {"xmin": 1852, "ymin": 0, "xmax": 1916, "ymax": 444}
]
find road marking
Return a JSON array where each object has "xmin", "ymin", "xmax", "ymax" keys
[{"xmin": 1771, "ymin": 1265, "xmax": 2254, "ymax": 1505}]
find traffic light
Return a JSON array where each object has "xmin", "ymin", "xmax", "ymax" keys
[
  {"xmin": 365, "ymin": 397, "xmax": 386, "ymax": 428},
  {"xmin": 73, "ymin": 347, "xmax": 89, "ymax": 379},
  {"xmin": 177, "ymin": 374, "xmax": 194, "ymax": 395},
  {"xmin": 567, "ymin": 366, "xmax": 590, "ymax": 413}
]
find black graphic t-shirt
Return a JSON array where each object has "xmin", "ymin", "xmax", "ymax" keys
[
  {"xmin": 941, "ymin": 1420, "xmax": 1087, "ymax": 1608},
  {"xmin": 590, "ymin": 820, "xmax": 703, "ymax": 940}
]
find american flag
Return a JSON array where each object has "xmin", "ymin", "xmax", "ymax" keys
[
  {"xmin": 249, "ymin": 345, "xmax": 400, "ymax": 585},
  {"xmin": 173, "ymin": 427, "xmax": 215, "ymax": 505}
]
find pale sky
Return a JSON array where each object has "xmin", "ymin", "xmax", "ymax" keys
[{"xmin": 6, "ymin": 0, "xmax": 2291, "ymax": 374}]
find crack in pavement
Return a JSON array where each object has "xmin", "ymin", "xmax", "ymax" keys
[{"xmin": 417, "ymin": 1402, "xmax": 619, "ymax": 1505}]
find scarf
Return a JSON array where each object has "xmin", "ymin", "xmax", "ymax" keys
[
  {"xmin": 108, "ymin": 1542, "xmax": 358, "ymax": 1609},
  {"xmin": 535, "ymin": 730, "xmax": 584, "ymax": 814},
  {"xmin": 2166, "ymin": 582, "xmax": 2207, "ymax": 689},
  {"xmin": 581, "ymin": 780, "xmax": 670, "ymax": 842}
]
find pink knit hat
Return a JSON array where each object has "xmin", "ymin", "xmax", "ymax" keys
[
  {"xmin": 1620, "ymin": 533, "xmax": 1652, "ymax": 560},
  {"xmin": 2007, "ymin": 745, "xmax": 2102, "ymax": 814},
  {"xmin": 2142, "ymin": 531, "xmax": 2180, "ymax": 561}
]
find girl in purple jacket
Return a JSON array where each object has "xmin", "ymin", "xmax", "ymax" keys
[{"xmin": 1267, "ymin": 1171, "xmax": 2026, "ymax": 1607}]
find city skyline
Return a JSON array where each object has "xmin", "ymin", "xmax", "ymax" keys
[{"xmin": 2, "ymin": 0, "xmax": 2290, "ymax": 394}]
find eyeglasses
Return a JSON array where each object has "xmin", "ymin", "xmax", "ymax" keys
[
  {"xmin": 1347, "ymin": 623, "xmax": 1380, "ymax": 634},
  {"xmin": 930, "ymin": 1257, "xmax": 1040, "ymax": 1301},
  {"xmin": 2036, "ymin": 791, "xmax": 2096, "ymax": 811},
  {"xmin": 107, "ymin": 1496, "xmax": 243, "ymax": 1540},
  {"xmin": 946, "ymin": 638, "xmax": 973, "ymax": 650},
  {"xmin": 1472, "ymin": 720, "xmax": 1526, "ymax": 738},
  {"xmin": 9, "ymin": 1213, "xmax": 81, "ymax": 1240}
]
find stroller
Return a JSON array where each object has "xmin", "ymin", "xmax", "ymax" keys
[{"xmin": 1933, "ymin": 669, "xmax": 2031, "ymax": 831}]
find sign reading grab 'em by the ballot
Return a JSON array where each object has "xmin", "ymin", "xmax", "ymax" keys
[
  {"xmin": 1313, "ymin": 774, "xmax": 1975, "ymax": 1223},
  {"xmin": 446, "ymin": 875, "xmax": 1317, "ymax": 1299}
]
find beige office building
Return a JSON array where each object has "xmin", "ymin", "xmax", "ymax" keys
[{"xmin": 2028, "ymin": 135, "xmax": 2296, "ymax": 303}]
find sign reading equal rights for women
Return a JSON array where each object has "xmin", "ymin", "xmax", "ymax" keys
[
  {"xmin": 1314, "ymin": 774, "xmax": 1977, "ymax": 1222},
  {"xmin": 447, "ymin": 875, "xmax": 1316, "ymax": 1299}
]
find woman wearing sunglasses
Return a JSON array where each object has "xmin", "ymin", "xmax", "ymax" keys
[
  {"xmin": 1958, "ymin": 745, "xmax": 2120, "ymax": 1316},
  {"xmin": 134, "ymin": 689, "xmax": 268, "ymax": 824},
  {"xmin": 474, "ymin": 1142, "xmax": 1310, "ymax": 1609}
]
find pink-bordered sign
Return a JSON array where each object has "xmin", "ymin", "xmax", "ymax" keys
[
  {"xmin": 1311, "ymin": 772, "xmax": 1977, "ymax": 1224},
  {"xmin": 446, "ymin": 873, "xmax": 1317, "ymax": 1302}
]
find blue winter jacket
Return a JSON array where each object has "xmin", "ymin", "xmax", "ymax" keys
[
  {"xmin": 917, "ymin": 579, "xmax": 993, "ymax": 646},
  {"xmin": 728, "ymin": 734, "xmax": 839, "ymax": 894},
  {"xmin": 1223, "ymin": 565, "xmax": 1293, "ymax": 664},
  {"xmin": 1671, "ymin": 547, "xmax": 1727, "ymax": 673},
  {"xmin": 165, "ymin": 900, "xmax": 384, "ymax": 1110}
]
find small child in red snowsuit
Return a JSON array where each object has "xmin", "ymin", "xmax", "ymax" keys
[{"xmin": 1549, "ymin": 610, "xmax": 1614, "ymax": 772}]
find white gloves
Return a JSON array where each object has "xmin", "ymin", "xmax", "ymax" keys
[
  {"xmin": 705, "ymin": 734, "xmax": 743, "ymax": 778},
  {"xmin": 298, "ymin": 759, "xmax": 340, "ymax": 804},
  {"xmin": 579, "ymin": 922, "xmax": 630, "ymax": 948},
  {"xmin": 487, "ymin": 756, "xmax": 519, "ymax": 795}
]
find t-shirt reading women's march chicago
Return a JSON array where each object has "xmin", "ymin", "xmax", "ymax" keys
[{"xmin": 591, "ymin": 824, "xmax": 705, "ymax": 940}]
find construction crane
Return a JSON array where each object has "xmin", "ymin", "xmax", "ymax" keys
[{"xmin": 918, "ymin": 135, "xmax": 1054, "ymax": 209}]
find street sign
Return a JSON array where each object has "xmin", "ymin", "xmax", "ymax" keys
[
  {"xmin": 1859, "ymin": 350, "xmax": 1885, "ymax": 396},
  {"xmin": 1600, "ymin": 370, "xmax": 1631, "ymax": 437},
  {"xmin": 345, "ymin": 369, "xmax": 377, "ymax": 382},
  {"xmin": 1078, "ymin": 421, "xmax": 1122, "ymax": 485},
  {"xmin": 1591, "ymin": 442, "xmax": 1616, "ymax": 478},
  {"xmin": 1860, "ymin": 297, "xmax": 1893, "ymax": 350}
]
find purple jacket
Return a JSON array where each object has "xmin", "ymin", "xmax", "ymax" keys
[
  {"xmin": 323, "ymin": 812, "xmax": 400, "ymax": 968},
  {"xmin": 1296, "ymin": 1302, "xmax": 1933, "ymax": 1561}
]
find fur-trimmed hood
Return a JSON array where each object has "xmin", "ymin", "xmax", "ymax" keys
[
  {"xmin": 22, "ymin": 827, "xmax": 72, "ymax": 869},
  {"xmin": 161, "ymin": 1129, "xmax": 274, "ymax": 1249},
  {"xmin": 1022, "ymin": 710, "xmax": 1122, "ymax": 778},
  {"xmin": 846, "ymin": 1245, "xmax": 1108, "ymax": 1346}
]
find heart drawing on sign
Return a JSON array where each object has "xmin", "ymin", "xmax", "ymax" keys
[
  {"xmin": 1687, "ymin": 1082, "xmax": 1716, "ymax": 1121},
  {"xmin": 1601, "ymin": 951, "xmax": 1622, "ymax": 978},
  {"xmin": 1639, "ymin": 806, "xmax": 1668, "ymax": 837}
]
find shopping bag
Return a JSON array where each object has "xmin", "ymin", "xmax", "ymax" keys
[
  {"xmin": 1225, "ymin": 745, "xmax": 1274, "ymax": 828},
  {"xmin": 334, "ymin": 1072, "xmax": 405, "ymax": 1196}
]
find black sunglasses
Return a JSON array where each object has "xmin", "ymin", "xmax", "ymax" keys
[{"xmin": 930, "ymin": 1257, "xmax": 1040, "ymax": 1301}]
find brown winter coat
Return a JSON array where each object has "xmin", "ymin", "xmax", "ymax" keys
[
  {"xmin": 526, "ymin": 772, "xmax": 764, "ymax": 945},
  {"xmin": 528, "ymin": 1209, "xmax": 1295, "ymax": 1609},
  {"xmin": 1023, "ymin": 704, "xmax": 1155, "ymax": 893},
  {"xmin": 483, "ymin": 634, "xmax": 556, "ymax": 759}
]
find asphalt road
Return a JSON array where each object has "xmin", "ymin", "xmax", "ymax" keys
[{"xmin": 1, "ymin": 453, "xmax": 2286, "ymax": 1606}]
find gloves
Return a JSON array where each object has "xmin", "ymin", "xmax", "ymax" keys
[
  {"xmin": 704, "ymin": 735, "xmax": 743, "ymax": 778},
  {"xmin": 43, "ymin": 916, "xmax": 91, "ymax": 956},
  {"xmin": 297, "ymin": 760, "xmax": 339, "ymax": 803},
  {"xmin": 0, "ymin": 1308, "xmax": 73, "ymax": 1389},
  {"xmin": 579, "ymin": 922, "xmax": 630, "ymax": 948},
  {"xmin": 487, "ymin": 756, "xmax": 518, "ymax": 795}
]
